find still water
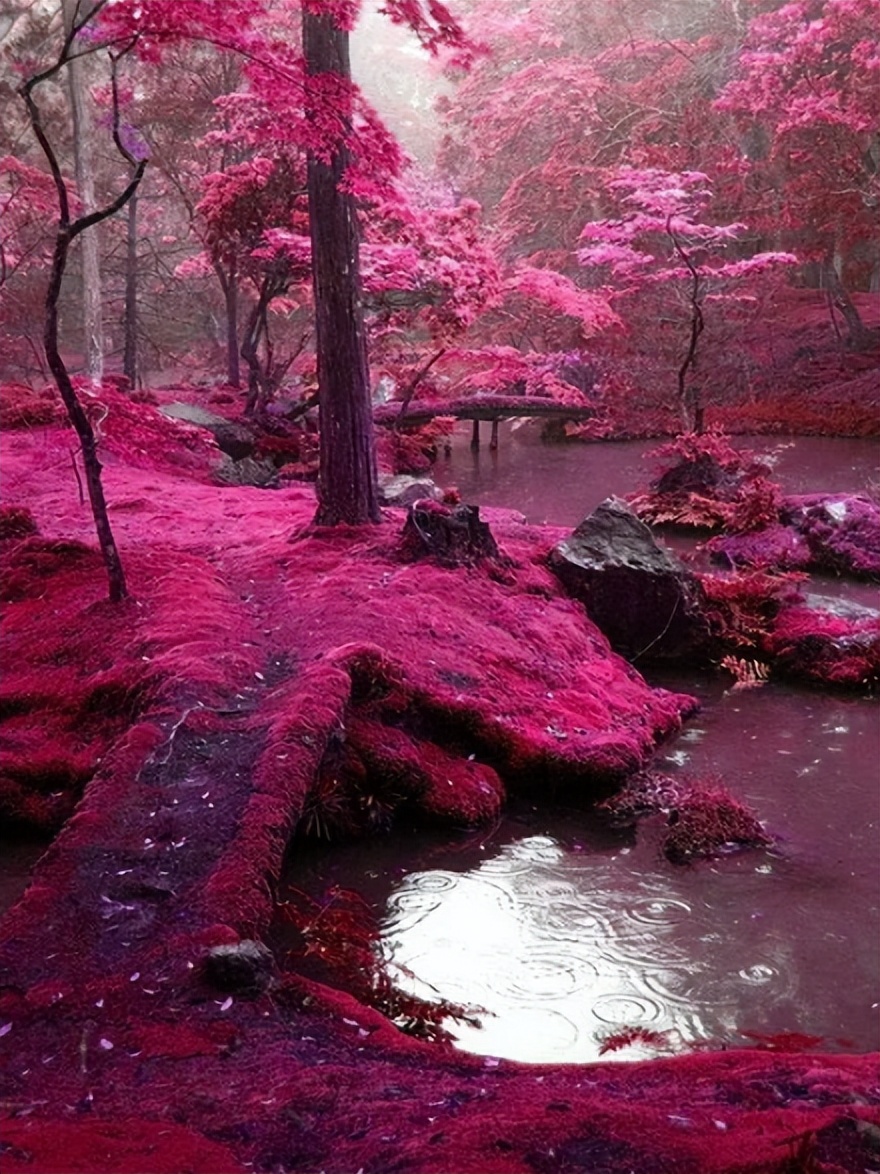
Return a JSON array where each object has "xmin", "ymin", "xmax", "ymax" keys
[
  {"xmin": 281, "ymin": 430, "xmax": 879, "ymax": 1063},
  {"xmin": 433, "ymin": 425, "xmax": 880, "ymax": 528}
]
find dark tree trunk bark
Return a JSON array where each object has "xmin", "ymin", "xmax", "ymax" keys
[
  {"xmin": 62, "ymin": 0, "xmax": 103, "ymax": 385},
  {"xmin": 241, "ymin": 296, "xmax": 266, "ymax": 416},
  {"xmin": 123, "ymin": 188, "xmax": 138, "ymax": 388},
  {"xmin": 303, "ymin": 7, "xmax": 380, "ymax": 526},
  {"xmin": 823, "ymin": 257, "xmax": 876, "ymax": 350},
  {"xmin": 21, "ymin": 37, "xmax": 145, "ymax": 603},
  {"xmin": 47, "ymin": 227, "xmax": 128, "ymax": 602},
  {"xmin": 668, "ymin": 215, "xmax": 705, "ymax": 434},
  {"xmin": 225, "ymin": 257, "xmax": 241, "ymax": 387}
]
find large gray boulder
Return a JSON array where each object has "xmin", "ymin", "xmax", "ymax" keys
[
  {"xmin": 161, "ymin": 402, "xmax": 256, "ymax": 461},
  {"xmin": 549, "ymin": 497, "xmax": 711, "ymax": 663}
]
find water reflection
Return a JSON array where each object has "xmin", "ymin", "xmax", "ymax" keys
[
  {"xmin": 366, "ymin": 681, "xmax": 880, "ymax": 1065},
  {"xmin": 379, "ymin": 834, "xmax": 807, "ymax": 1063},
  {"xmin": 434, "ymin": 427, "xmax": 880, "ymax": 529},
  {"xmin": 277, "ymin": 673, "xmax": 878, "ymax": 1065}
]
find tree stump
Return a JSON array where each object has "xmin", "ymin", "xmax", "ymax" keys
[{"xmin": 401, "ymin": 499, "xmax": 500, "ymax": 566}]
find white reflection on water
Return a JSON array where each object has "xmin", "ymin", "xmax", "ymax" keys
[{"xmin": 379, "ymin": 834, "xmax": 797, "ymax": 1064}]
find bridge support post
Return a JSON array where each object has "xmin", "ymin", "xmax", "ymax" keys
[
  {"xmin": 490, "ymin": 418, "xmax": 499, "ymax": 450},
  {"xmin": 471, "ymin": 420, "xmax": 480, "ymax": 449}
]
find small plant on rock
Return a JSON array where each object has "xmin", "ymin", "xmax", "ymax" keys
[{"xmin": 601, "ymin": 770, "xmax": 773, "ymax": 865}]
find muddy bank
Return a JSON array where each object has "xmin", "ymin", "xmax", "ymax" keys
[{"xmin": 1, "ymin": 406, "xmax": 879, "ymax": 1174}]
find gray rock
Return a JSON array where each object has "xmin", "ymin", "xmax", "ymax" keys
[
  {"xmin": 161, "ymin": 402, "xmax": 230, "ymax": 428},
  {"xmin": 161, "ymin": 402, "xmax": 255, "ymax": 461},
  {"xmin": 379, "ymin": 474, "xmax": 444, "ymax": 508},
  {"xmin": 801, "ymin": 593, "xmax": 879, "ymax": 623},
  {"xmin": 215, "ymin": 455, "xmax": 278, "ymax": 488},
  {"xmin": 549, "ymin": 497, "xmax": 712, "ymax": 663},
  {"xmin": 204, "ymin": 940, "xmax": 276, "ymax": 994}
]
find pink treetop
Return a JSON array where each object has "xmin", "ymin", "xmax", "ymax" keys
[
  {"xmin": 717, "ymin": 0, "xmax": 880, "ymax": 255},
  {"xmin": 578, "ymin": 168, "xmax": 792, "ymax": 288},
  {"xmin": 578, "ymin": 166, "xmax": 795, "ymax": 431}
]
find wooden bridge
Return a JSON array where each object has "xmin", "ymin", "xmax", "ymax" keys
[{"xmin": 373, "ymin": 395, "xmax": 595, "ymax": 448}]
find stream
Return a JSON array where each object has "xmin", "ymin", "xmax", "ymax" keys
[
  {"xmin": 3, "ymin": 430, "xmax": 878, "ymax": 1064},
  {"xmin": 277, "ymin": 429, "xmax": 880, "ymax": 1063}
]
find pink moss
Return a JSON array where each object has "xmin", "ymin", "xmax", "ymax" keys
[
  {"xmin": 707, "ymin": 522, "xmax": 813, "ymax": 572},
  {"xmin": 346, "ymin": 714, "xmax": 505, "ymax": 825},
  {"xmin": 0, "ymin": 534, "xmax": 259, "ymax": 831},
  {"xmin": 765, "ymin": 601, "xmax": 880, "ymax": 688},
  {"xmin": 0, "ymin": 542, "xmax": 149, "ymax": 830},
  {"xmin": 710, "ymin": 494, "xmax": 880, "ymax": 579},
  {"xmin": 1, "ymin": 401, "xmax": 877, "ymax": 1174},
  {"xmin": 698, "ymin": 568, "xmax": 800, "ymax": 651},
  {"xmin": 602, "ymin": 770, "xmax": 773, "ymax": 864},
  {"xmin": 270, "ymin": 519, "xmax": 696, "ymax": 798},
  {"xmin": 662, "ymin": 785, "xmax": 773, "ymax": 864},
  {"xmin": 695, "ymin": 566, "xmax": 877, "ymax": 690},
  {"xmin": 783, "ymin": 493, "xmax": 880, "ymax": 578},
  {"xmin": 196, "ymin": 664, "xmax": 352, "ymax": 936},
  {"xmin": 0, "ymin": 381, "xmax": 62, "ymax": 428},
  {"xmin": 0, "ymin": 1119, "xmax": 245, "ymax": 1174},
  {"xmin": 0, "ymin": 503, "xmax": 39, "ymax": 541},
  {"xmin": 83, "ymin": 382, "xmax": 219, "ymax": 479}
]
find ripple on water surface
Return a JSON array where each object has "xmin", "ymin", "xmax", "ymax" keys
[
  {"xmin": 279, "ymin": 428, "xmax": 880, "ymax": 1063},
  {"xmin": 279, "ymin": 678, "xmax": 879, "ymax": 1065}
]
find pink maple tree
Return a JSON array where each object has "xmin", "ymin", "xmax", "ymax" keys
[
  {"xmin": 578, "ymin": 168, "xmax": 795, "ymax": 432},
  {"xmin": 0, "ymin": 156, "xmax": 57, "ymax": 379},
  {"xmin": 14, "ymin": 0, "xmax": 477, "ymax": 534},
  {"xmin": 717, "ymin": 0, "xmax": 880, "ymax": 347}
]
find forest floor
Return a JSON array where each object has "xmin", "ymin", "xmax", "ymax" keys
[{"xmin": 1, "ymin": 293, "xmax": 879, "ymax": 1174}]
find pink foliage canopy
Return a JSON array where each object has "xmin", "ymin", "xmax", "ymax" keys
[
  {"xmin": 717, "ymin": 0, "xmax": 880, "ymax": 250},
  {"xmin": 578, "ymin": 168, "xmax": 795, "ymax": 291}
]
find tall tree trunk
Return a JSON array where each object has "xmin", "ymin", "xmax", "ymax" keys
[
  {"xmin": 303, "ymin": 7, "xmax": 380, "ymax": 526},
  {"xmin": 62, "ymin": 0, "xmax": 103, "ymax": 385},
  {"xmin": 823, "ymin": 255, "xmax": 875, "ymax": 350},
  {"xmin": 225, "ymin": 257, "xmax": 241, "ymax": 387},
  {"xmin": 123, "ymin": 188, "xmax": 138, "ymax": 388},
  {"xmin": 46, "ymin": 227, "xmax": 127, "ymax": 601},
  {"xmin": 241, "ymin": 292, "xmax": 268, "ymax": 417}
]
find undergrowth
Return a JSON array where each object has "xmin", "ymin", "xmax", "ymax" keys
[
  {"xmin": 628, "ymin": 430, "xmax": 787, "ymax": 533},
  {"xmin": 278, "ymin": 885, "xmax": 484, "ymax": 1043},
  {"xmin": 699, "ymin": 568, "xmax": 803, "ymax": 652}
]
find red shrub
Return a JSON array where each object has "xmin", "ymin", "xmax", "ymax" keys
[
  {"xmin": 602, "ymin": 769, "xmax": 773, "ymax": 864},
  {"xmin": 0, "ymin": 504, "xmax": 38, "ymax": 540},
  {"xmin": 766, "ymin": 603, "xmax": 880, "ymax": 689},
  {"xmin": 0, "ymin": 381, "xmax": 62, "ymax": 428},
  {"xmin": 598, "ymin": 1025, "xmax": 672, "ymax": 1055},
  {"xmin": 628, "ymin": 432, "xmax": 786, "ymax": 534},
  {"xmin": 698, "ymin": 569, "xmax": 803, "ymax": 651},
  {"xmin": 662, "ymin": 783, "xmax": 773, "ymax": 864}
]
